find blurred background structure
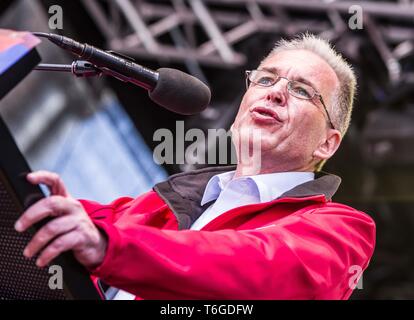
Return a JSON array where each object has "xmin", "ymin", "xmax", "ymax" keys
[{"xmin": 1, "ymin": 0, "xmax": 414, "ymax": 299}]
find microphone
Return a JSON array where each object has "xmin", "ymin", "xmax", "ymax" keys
[{"xmin": 32, "ymin": 32, "xmax": 211, "ymax": 115}]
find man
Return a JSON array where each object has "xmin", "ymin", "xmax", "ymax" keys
[{"xmin": 14, "ymin": 34, "xmax": 375, "ymax": 299}]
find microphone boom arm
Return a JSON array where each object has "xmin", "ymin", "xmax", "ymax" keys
[
  {"xmin": 34, "ymin": 60, "xmax": 103, "ymax": 78},
  {"xmin": 32, "ymin": 32, "xmax": 158, "ymax": 90}
]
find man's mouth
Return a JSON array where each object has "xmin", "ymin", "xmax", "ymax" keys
[{"xmin": 249, "ymin": 106, "xmax": 282, "ymax": 124}]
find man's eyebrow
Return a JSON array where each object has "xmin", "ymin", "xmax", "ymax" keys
[
  {"xmin": 259, "ymin": 66, "xmax": 278, "ymax": 74},
  {"xmin": 259, "ymin": 66, "xmax": 319, "ymax": 92}
]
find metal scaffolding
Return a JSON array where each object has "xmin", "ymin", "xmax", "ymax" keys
[
  {"xmin": 79, "ymin": 0, "xmax": 414, "ymax": 173},
  {"xmin": 80, "ymin": 0, "xmax": 414, "ymax": 77}
]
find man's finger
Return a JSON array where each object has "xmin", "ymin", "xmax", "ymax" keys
[
  {"xmin": 27, "ymin": 171, "xmax": 69, "ymax": 197},
  {"xmin": 23, "ymin": 215, "xmax": 79, "ymax": 259},
  {"xmin": 36, "ymin": 231, "xmax": 81, "ymax": 268},
  {"xmin": 15, "ymin": 196, "xmax": 70, "ymax": 233}
]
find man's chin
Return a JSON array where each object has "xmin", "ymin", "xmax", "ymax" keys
[{"xmin": 237, "ymin": 120, "xmax": 282, "ymax": 137}]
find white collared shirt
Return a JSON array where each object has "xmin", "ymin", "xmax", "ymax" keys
[{"xmin": 190, "ymin": 170, "xmax": 315, "ymax": 230}]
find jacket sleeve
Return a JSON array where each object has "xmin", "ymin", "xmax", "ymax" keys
[
  {"xmin": 79, "ymin": 191, "xmax": 178, "ymax": 230},
  {"xmin": 89, "ymin": 204, "xmax": 376, "ymax": 300}
]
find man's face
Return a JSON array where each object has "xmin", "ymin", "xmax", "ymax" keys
[{"xmin": 231, "ymin": 49, "xmax": 340, "ymax": 172}]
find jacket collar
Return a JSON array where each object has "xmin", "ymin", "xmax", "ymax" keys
[
  {"xmin": 153, "ymin": 166, "xmax": 341, "ymax": 230},
  {"xmin": 279, "ymin": 171, "xmax": 341, "ymax": 200}
]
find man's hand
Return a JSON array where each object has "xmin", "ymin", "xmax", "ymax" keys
[{"xmin": 14, "ymin": 171, "xmax": 107, "ymax": 269}]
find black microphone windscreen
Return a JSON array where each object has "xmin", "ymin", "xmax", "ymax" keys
[{"xmin": 149, "ymin": 68, "xmax": 211, "ymax": 115}]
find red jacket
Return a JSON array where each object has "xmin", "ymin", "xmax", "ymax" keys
[{"xmin": 81, "ymin": 166, "xmax": 376, "ymax": 300}]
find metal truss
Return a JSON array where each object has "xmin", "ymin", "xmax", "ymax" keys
[
  {"xmin": 80, "ymin": 0, "xmax": 414, "ymax": 79},
  {"xmin": 80, "ymin": 0, "xmax": 414, "ymax": 173}
]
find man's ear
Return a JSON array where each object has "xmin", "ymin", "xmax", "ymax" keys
[{"xmin": 313, "ymin": 129, "xmax": 342, "ymax": 161}]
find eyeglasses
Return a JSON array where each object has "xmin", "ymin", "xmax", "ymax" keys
[{"xmin": 245, "ymin": 69, "xmax": 336, "ymax": 130}]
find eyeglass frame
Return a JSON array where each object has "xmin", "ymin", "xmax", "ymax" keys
[{"xmin": 245, "ymin": 70, "xmax": 336, "ymax": 130}]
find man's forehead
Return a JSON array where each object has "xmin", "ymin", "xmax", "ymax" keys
[{"xmin": 259, "ymin": 49, "xmax": 338, "ymax": 92}]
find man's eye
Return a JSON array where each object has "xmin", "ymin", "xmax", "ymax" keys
[
  {"xmin": 256, "ymin": 76, "xmax": 274, "ymax": 85},
  {"xmin": 291, "ymin": 84, "xmax": 312, "ymax": 98}
]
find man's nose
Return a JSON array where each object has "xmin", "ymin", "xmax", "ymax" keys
[{"xmin": 265, "ymin": 79, "xmax": 287, "ymax": 106}]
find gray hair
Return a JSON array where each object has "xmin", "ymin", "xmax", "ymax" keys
[{"xmin": 261, "ymin": 33, "xmax": 357, "ymax": 137}]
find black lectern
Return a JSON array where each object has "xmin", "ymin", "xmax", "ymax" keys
[{"xmin": 0, "ymin": 30, "xmax": 102, "ymax": 300}]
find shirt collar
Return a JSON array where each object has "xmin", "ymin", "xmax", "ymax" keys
[
  {"xmin": 250, "ymin": 171, "xmax": 315, "ymax": 202},
  {"xmin": 201, "ymin": 170, "xmax": 315, "ymax": 205},
  {"xmin": 200, "ymin": 170, "xmax": 235, "ymax": 205}
]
